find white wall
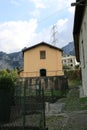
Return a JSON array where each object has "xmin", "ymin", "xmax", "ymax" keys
[
  {"xmin": 79, "ymin": 7, "xmax": 87, "ymax": 96},
  {"xmin": 62, "ymin": 55, "xmax": 79, "ymax": 68}
]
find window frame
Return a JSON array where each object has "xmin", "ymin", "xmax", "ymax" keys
[{"xmin": 40, "ymin": 50, "xmax": 46, "ymax": 59}]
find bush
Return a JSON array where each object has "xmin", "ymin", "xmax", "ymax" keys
[
  {"xmin": 0, "ymin": 76, "xmax": 14, "ymax": 91},
  {"xmin": 64, "ymin": 69, "xmax": 81, "ymax": 81},
  {"xmin": 0, "ymin": 70, "xmax": 18, "ymax": 105},
  {"xmin": 64, "ymin": 69, "xmax": 82, "ymax": 88}
]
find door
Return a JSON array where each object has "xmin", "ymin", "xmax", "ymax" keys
[{"xmin": 40, "ymin": 69, "xmax": 46, "ymax": 77}]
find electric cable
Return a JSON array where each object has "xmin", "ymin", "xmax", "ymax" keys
[{"xmin": 37, "ymin": 6, "xmax": 70, "ymax": 24}]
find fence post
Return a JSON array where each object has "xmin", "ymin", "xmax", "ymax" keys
[
  {"xmin": 42, "ymin": 88, "xmax": 46, "ymax": 129},
  {"xmin": 51, "ymin": 88, "xmax": 54, "ymax": 102},
  {"xmin": 23, "ymin": 79, "xmax": 27, "ymax": 130}
]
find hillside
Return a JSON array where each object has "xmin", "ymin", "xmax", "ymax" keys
[
  {"xmin": 62, "ymin": 41, "xmax": 75, "ymax": 56},
  {"xmin": 0, "ymin": 51, "xmax": 23, "ymax": 70},
  {"xmin": 0, "ymin": 41, "xmax": 75, "ymax": 70}
]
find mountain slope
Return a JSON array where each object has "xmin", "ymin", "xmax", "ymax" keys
[
  {"xmin": 62, "ymin": 42, "xmax": 75, "ymax": 56},
  {"xmin": 0, "ymin": 51, "xmax": 23, "ymax": 70}
]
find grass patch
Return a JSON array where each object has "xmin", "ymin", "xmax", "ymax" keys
[
  {"xmin": 63, "ymin": 88, "xmax": 80, "ymax": 111},
  {"xmin": 68, "ymin": 79, "xmax": 82, "ymax": 89},
  {"xmin": 63, "ymin": 87, "xmax": 87, "ymax": 112},
  {"xmin": 44, "ymin": 90, "xmax": 66, "ymax": 97},
  {"xmin": 80, "ymin": 97, "xmax": 87, "ymax": 103},
  {"xmin": 46, "ymin": 115, "xmax": 66, "ymax": 130},
  {"xmin": 79, "ymin": 97, "xmax": 87, "ymax": 110}
]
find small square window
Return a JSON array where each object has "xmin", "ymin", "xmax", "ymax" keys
[{"xmin": 40, "ymin": 51, "xmax": 46, "ymax": 59}]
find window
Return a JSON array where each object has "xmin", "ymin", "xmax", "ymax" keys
[
  {"xmin": 40, "ymin": 51, "xmax": 46, "ymax": 59},
  {"xmin": 64, "ymin": 60, "xmax": 66, "ymax": 63},
  {"xmin": 70, "ymin": 59, "xmax": 73, "ymax": 62}
]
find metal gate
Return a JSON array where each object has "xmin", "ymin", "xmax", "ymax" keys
[
  {"xmin": 0, "ymin": 77, "xmax": 46, "ymax": 130},
  {"xmin": 15, "ymin": 78, "xmax": 46, "ymax": 130},
  {"xmin": 0, "ymin": 76, "xmax": 68, "ymax": 130}
]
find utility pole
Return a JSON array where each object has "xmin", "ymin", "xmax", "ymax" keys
[{"xmin": 50, "ymin": 24, "xmax": 58, "ymax": 46}]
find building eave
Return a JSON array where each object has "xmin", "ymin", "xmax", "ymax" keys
[
  {"xmin": 73, "ymin": 0, "xmax": 86, "ymax": 62},
  {"xmin": 22, "ymin": 41, "xmax": 62, "ymax": 55}
]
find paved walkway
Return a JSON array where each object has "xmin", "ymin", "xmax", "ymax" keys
[
  {"xmin": 66, "ymin": 111, "xmax": 87, "ymax": 130},
  {"xmin": 45, "ymin": 100, "xmax": 87, "ymax": 130}
]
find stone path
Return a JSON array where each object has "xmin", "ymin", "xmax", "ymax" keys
[
  {"xmin": 45, "ymin": 101, "xmax": 65, "ymax": 115},
  {"xmin": 45, "ymin": 100, "xmax": 87, "ymax": 130}
]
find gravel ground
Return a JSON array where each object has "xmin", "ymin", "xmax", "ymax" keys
[{"xmin": 46, "ymin": 110, "xmax": 87, "ymax": 130}]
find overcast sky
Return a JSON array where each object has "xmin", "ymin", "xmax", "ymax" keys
[{"xmin": 0, "ymin": 0, "xmax": 75, "ymax": 53}]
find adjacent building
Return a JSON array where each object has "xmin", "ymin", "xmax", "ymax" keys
[
  {"xmin": 19, "ymin": 42, "xmax": 64, "ymax": 77},
  {"xmin": 73, "ymin": 0, "xmax": 87, "ymax": 96},
  {"xmin": 62, "ymin": 54, "xmax": 79, "ymax": 69}
]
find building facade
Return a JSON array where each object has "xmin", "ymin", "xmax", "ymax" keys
[
  {"xmin": 62, "ymin": 54, "xmax": 79, "ymax": 69},
  {"xmin": 73, "ymin": 0, "xmax": 87, "ymax": 96},
  {"xmin": 19, "ymin": 42, "xmax": 64, "ymax": 77}
]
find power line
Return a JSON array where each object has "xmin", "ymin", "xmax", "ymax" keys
[{"xmin": 37, "ymin": 6, "xmax": 70, "ymax": 24}]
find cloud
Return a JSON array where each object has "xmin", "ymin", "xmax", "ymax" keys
[
  {"xmin": 29, "ymin": 0, "xmax": 75, "ymax": 20},
  {"xmin": 29, "ymin": 0, "xmax": 46, "ymax": 18},
  {"xmin": 30, "ymin": 9, "xmax": 40, "ymax": 18},
  {"xmin": 0, "ymin": 0, "xmax": 75, "ymax": 53},
  {"xmin": 68, "ymin": 7, "xmax": 75, "ymax": 15},
  {"xmin": 0, "ymin": 16, "xmax": 74, "ymax": 53},
  {"xmin": 56, "ymin": 17, "xmax": 74, "ymax": 47},
  {"xmin": 65, "ymin": 0, "xmax": 75, "ymax": 14},
  {"xmin": 28, "ymin": 18, "xmax": 72, "ymax": 48},
  {"xmin": 30, "ymin": 0, "xmax": 46, "ymax": 9},
  {"xmin": 0, "ymin": 19, "xmax": 38, "ymax": 53},
  {"xmin": 57, "ymin": 19, "xmax": 68, "ymax": 33}
]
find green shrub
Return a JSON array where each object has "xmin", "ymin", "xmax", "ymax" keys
[
  {"xmin": 64, "ymin": 69, "xmax": 81, "ymax": 81},
  {"xmin": 64, "ymin": 69, "xmax": 82, "ymax": 88},
  {"xmin": 0, "ymin": 76, "xmax": 14, "ymax": 91},
  {"xmin": 0, "ymin": 74, "xmax": 16, "ymax": 105}
]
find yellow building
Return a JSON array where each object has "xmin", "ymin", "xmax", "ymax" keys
[{"xmin": 19, "ymin": 42, "xmax": 64, "ymax": 77}]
